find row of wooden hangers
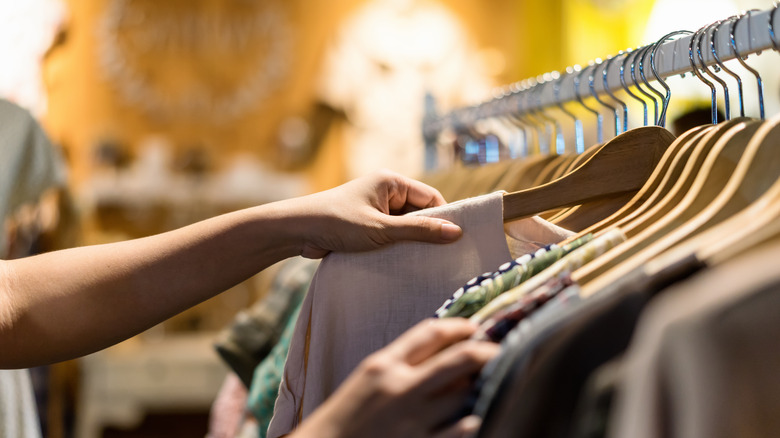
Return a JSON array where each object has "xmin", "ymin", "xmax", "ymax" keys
[{"xmin": 423, "ymin": 7, "xmax": 780, "ymax": 297}]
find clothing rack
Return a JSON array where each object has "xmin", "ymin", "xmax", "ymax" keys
[{"xmin": 423, "ymin": 8, "xmax": 778, "ymax": 141}]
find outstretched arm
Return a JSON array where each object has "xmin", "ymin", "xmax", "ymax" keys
[{"xmin": 0, "ymin": 171, "xmax": 462, "ymax": 368}]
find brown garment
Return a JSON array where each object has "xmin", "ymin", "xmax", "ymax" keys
[{"xmin": 609, "ymin": 239, "xmax": 780, "ymax": 438}]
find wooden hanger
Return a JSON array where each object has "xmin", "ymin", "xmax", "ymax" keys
[
  {"xmin": 502, "ymin": 125, "xmax": 672, "ymax": 221},
  {"xmin": 550, "ymin": 128, "xmax": 677, "ymax": 230},
  {"xmin": 494, "ymin": 154, "xmax": 560, "ymax": 192},
  {"xmin": 545, "ymin": 142, "xmax": 607, "ymax": 222},
  {"xmin": 580, "ymin": 114, "xmax": 780, "ymax": 292},
  {"xmin": 620, "ymin": 119, "xmax": 748, "ymax": 236},
  {"xmin": 576, "ymin": 119, "xmax": 759, "ymax": 283},
  {"xmin": 552, "ymin": 193, "xmax": 636, "ymax": 231},
  {"xmin": 547, "ymin": 154, "xmax": 580, "ymax": 181},
  {"xmin": 530, "ymin": 153, "xmax": 576, "ymax": 187},
  {"xmin": 561, "ymin": 124, "xmax": 708, "ymax": 240},
  {"xmin": 648, "ymin": 170, "xmax": 780, "ymax": 278}
]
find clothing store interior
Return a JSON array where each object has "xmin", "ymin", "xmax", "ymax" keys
[{"xmin": 4, "ymin": 0, "xmax": 780, "ymax": 437}]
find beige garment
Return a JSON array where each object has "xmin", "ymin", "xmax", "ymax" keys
[
  {"xmin": 267, "ymin": 192, "xmax": 573, "ymax": 437},
  {"xmin": 608, "ymin": 240, "xmax": 780, "ymax": 438}
]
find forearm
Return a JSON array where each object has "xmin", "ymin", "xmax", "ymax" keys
[
  {"xmin": 0, "ymin": 171, "xmax": 460, "ymax": 369},
  {"xmin": 0, "ymin": 201, "xmax": 303, "ymax": 368}
]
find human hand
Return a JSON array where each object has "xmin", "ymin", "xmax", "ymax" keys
[
  {"xmin": 287, "ymin": 170, "xmax": 463, "ymax": 258},
  {"xmin": 291, "ymin": 318, "xmax": 499, "ymax": 438}
]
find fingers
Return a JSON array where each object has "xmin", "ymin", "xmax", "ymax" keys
[
  {"xmin": 382, "ymin": 171, "xmax": 447, "ymax": 211},
  {"xmin": 432, "ymin": 416, "xmax": 482, "ymax": 438},
  {"xmin": 415, "ymin": 341, "xmax": 500, "ymax": 394},
  {"xmin": 381, "ymin": 214, "xmax": 463, "ymax": 245},
  {"xmin": 384, "ymin": 318, "xmax": 477, "ymax": 365}
]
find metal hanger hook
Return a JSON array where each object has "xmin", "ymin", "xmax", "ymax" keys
[
  {"xmin": 698, "ymin": 21, "xmax": 731, "ymax": 120},
  {"xmin": 652, "ymin": 30, "xmax": 693, "ymax": 127},
  {"xmin": 620, "ymin": 49, "xmax": 649, "ymax": 126},
  {"xmin": 689, "ymin": 25, "xmax": 719, "ymax": 123},
  {"xmin": 603, "ymin": 55, "xmax": 629, "ymax": 133},
  {"xmin": 588, "ymin": 60, "xmax": 620, "ymax": 137},
  {"xmin": 731, "ymin": 10, "xmax": 765, "ymax": 119},
  {"xmin": 555, "ymin": 69, "xmax": 585, "ymax": 154},
  {"xmin": 637, "ymin": 45, "xmax": 664, "ymax": 125},
  {"xmin": 573, "ymin": 64, "xmax": 604, "ymax": 143},
  {"xmin": 631, "ymin": 45, "xmax": 660, "ymax": 125},
  {"xmin": 712, "ymin": 17, "xmax": 745, "ymax": 117}
]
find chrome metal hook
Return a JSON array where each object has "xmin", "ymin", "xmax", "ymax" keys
[
  {"xmin": 519, "ymin": 79, "xmax": 549, "ymax": 154},
  {"xmin": 554, "ymin": 70, "xmax": 585, "ymax": 154},
  {"xmin": 532, "ymin": 75, "xmax": 564, "ymax": 154},
  {"xmin": 573, "ymin": 64, "xmax": 603, "ymax": 143},
  {"xmin": 505, "ymin": 83, "xmax": 532, "ymax": 158},
  {"xmin": 689, "ymin": 25, "xmax": 719, "ymax": 123},
  {"xmin": 651, "ymin": 30, "xmax": 693, "ymax": 127},
  {"xmin": 698, "ymin": 21, "xmax": 731, "ymax": 120},
  {"xmin": 731, "ymin": 10, "xmax": 765, "ymax": 119},
  {"xmin": 588, "ymin": 60, "xmax": 620, "ymax": 137},
  {"xmin": 631, "ymin": 45, "xmax": 660, "ymax": 125},
  {"xmin": 637, "ymin": 44, "xmax": 665, "ymax": 125},
  {"xmin": 603, "ymin": 55, "xmax": 629, "ymax": 133},
  {"xmin": 620, "ymin": 49, "xmax": 649, "ymax": 126},
  {"xmin": 712, "ymin": 17, "xmax": 745, "ymax": 117}
]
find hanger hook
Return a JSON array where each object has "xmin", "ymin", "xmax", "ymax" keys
[
  {"xmin": 712, "ymin": 17, "xmax": 745, "ymax": 117},
  {"xmin": 505, "ymin": 83, "xmax": 532, "ymax": 158},
  {"xmin": 630, "ymin": 45, "xmax": 660, "ymax": 125},
  {"xmin": 517, "ymin": 79, "xmax": 545, "ymax": 155},
  {"xmin": 698, "ymin": 21, "xmax": 731, "ymax": 120},
  {"xmin": 588, "ymin": 60, "xmax": 620, "ymax": 137},
  {"xmin": 652, "ymin": 30, "xmax": 693, "ymax": 128},
  {"xmin": 603, "ymin": 55, "xmax": 629, "ymax": 133},
  {"xmin": 689, "ymin": 25, "xmax": 718, "ymax": 123},
  {"xmin": 731, "ymin": 10, "xmax": 765, "ymax": 120},
  {"xmin": 533, "ymin": 75, "xmax": 565, "ymax": 155},
  {"xmin": 620, "ymin": 49, "xmax": 649, "ymax": 126},
  {"xmin": 637, "ymin": 45, "xmax": 664, "ymax": 125},
  {"xmin": 554, "ymin": 70, "xmax": 585, "ymax": 154},
  {"xmin": 572, "ymin": 64, "xmax": 603, "ymax": 143}
]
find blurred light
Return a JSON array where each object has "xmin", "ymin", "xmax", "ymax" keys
[
  {"xmin": 279, "ymin": 117, "xmax": 310, "ymax": 151},
  {"xmin": 643, "ymin": 0, "xmax": 739, "ymax": 42},
  {"xmin": 485, "ymin": 135, "xmax": 500, "ymax": 163},
  {"xmin": 0, "ymin": 0, "xmax": 66, "ymax": 115}
]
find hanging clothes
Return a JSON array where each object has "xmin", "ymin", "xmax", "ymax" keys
[
  {"xmin": 435, "ymin": 232, "xmax": 591, "ymax": 319},
  {"xmin": 472, "ymin": 254, "xmax": 706, "ymax": 438},
  {"xmin": 267, "ymin": 191, "xmax": 574, "ymax": 437},
  {"xmin": 214, "ymin": 257, "xmax": 319, "ymax": 388},
  {"xmin": 608, "ymin": 239, "xmax": 780, "ymax": 438}
]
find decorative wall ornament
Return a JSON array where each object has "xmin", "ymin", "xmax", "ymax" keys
[{"xmin": 96, "ymin": 0, "xmax": 292, "ymax": 123}]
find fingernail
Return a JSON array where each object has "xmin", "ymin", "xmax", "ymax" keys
[
  {"xmin": 460, "ymin": 416, "xmax": 482, "ymax": 436},
  {"xmin": 441, "ymin": 223, "xmax": 462, "ymax": 241}
]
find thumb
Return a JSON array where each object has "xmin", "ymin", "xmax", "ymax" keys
[
  {"xmin": 381, "ymin": 215, "xmax": 463, "ymax": 244},
  {"xmin": 433, "ymin": 415, "xmax": 482, "ymax": 438}
]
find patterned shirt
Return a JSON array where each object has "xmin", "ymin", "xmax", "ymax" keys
[
  {"xmin": 471, "ymin": 228, "xmax": 626, "ymax": 324},
  {"xmin": 436, "ymin": 234, "xmax": 594, "ymax": 318}
]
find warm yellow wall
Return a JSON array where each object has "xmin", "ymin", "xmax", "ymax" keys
[
  {"xmin": 43, "ymin": 0, "xmax": 647, "ymax": 193},
  {"xmin": 44, "ymin": 0, "xmax": 354, "ymax": 188}
]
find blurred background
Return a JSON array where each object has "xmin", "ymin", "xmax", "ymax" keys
[{"xmin": 1, "ymin": 0, "xmax": 778, "ymax": 436}]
